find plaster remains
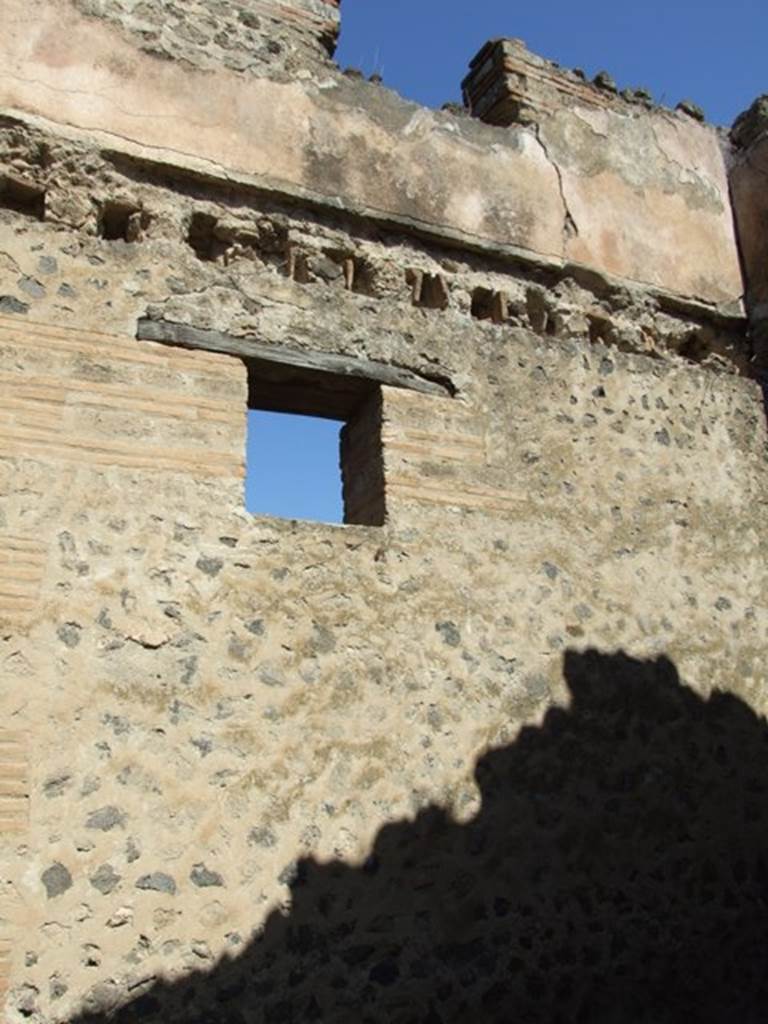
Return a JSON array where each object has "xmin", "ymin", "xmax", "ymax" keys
[{"xmin": 1, "ymin": 2, "xmax": 768, "ymax": 1022}]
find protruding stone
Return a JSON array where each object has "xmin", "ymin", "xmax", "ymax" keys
[
  {"xmin": 441, "ymin": 101, "xmax": 468, "ymax": 117},
  {"xmin": 14, "ymin": 984, "xmax": 39, "ymax": 1016},
  {"xmin": 42, "ymin": 862, "xmax": 73, "ymax": 899},
  {"xmin": 90, "ymin": 864, "xmax": 121, "ymax": 895},
  {"xmin": 190, "ymin": 863, "xmax": 225, "ymax": 888},
  {"xmin": 0, "ymin": 295, "xmax": 29, "ymax": 315},
  {"xmin": 81, "ymin": 979, "xmax": 121, "ymax": 1016},
  {"xmin": 196, "ymin": 555, "xmax": 223, "ymax": 577},
  {"xmin": 56, "ymin": 622, "xmax": 81, "ymax": 648},
  {"xmin": 593, "ymin": 70, "xmax": 617, "ymax": 93},
  {"xmin": 82, "ymin": 943, "xmax": 102, "ymax": 967},
  {"xmin": 106, "ymin": 906, "xmax": 133, "ymax": 928},
  {"xmin": 136, "ymin": 872, "xmax": 177, "ymax": 895},
  {"xmin": 249, "ymin": 825, "xmax": 277, "ymax": 848},
  {"xmin": 677, "ymin": 99, "xmax": 705, "ymax": 122},
  {"xmin": 85, "ymin": 805, "xmax": 126, "ymax": 831},
  {"xmin": 732, "ymin": 95, "xmax": 768, "ymax": 149},
  {"xmin": 49, "ymin": 973, "xmax": 68, "ymax": 1000},
  {"xmin": 43, "ymin": 772, "xmax": 72, "ymax": 798},
  {"xmin": 436, "ymin": 621, "xmax": 461, "ymax": 648}
]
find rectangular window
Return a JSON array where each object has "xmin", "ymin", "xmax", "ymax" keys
[
  {"xmin": 246, "ymin": 359, "xmax": 385, "ymax": 526},
  {"xmin": 136, "ymin": 318, "xmax": 453, "ymax": 529}
]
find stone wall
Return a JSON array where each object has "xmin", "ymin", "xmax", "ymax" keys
[
  {"xmin": 1, "ymin": 3, "xmax": 768, "ymax": 1022},
  {"xmin": 69, "ymin": 0, "xmax": 340, "ymax": 76},
  {"xmin": 0, "ymin": 0, "xmax": 744, "ymax": 309}
]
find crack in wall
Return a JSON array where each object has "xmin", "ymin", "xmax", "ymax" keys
[{"xmin": 532, "ymin": 125, "xmax": 580, "ymax": 258}]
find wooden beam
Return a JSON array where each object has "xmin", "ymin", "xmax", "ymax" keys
[{"xmin": 136, "ymin": 319, "xmax": 452, "ymax": 404}]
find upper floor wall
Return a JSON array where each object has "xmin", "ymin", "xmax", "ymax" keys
[
  {"xmin": 0, "ymin": 0, "xmax": 744, "ymax": 314},
  {"xmin": 67, "ymin": 0, "xmax": 341, "ymax": 76}
]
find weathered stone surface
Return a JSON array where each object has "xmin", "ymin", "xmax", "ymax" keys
[
  {"xmin": 731, "ymin": 94, "xmax": 768, "ymax": 149},
  {"xmin": 677, "ymin": 98, "xmax": 705, "ymax": 122},
  {"xmin": 0, "ymin": 295, "xmax": 29, "ymax": 314},
  {"xmin": 0, "ymin": 5, "xmax": 743, "ymax": 307},
  {"xmin": 0, "ymin": 118, "xmax": 748, "ymax": 382},
  {"xmin": 70, "ymin": 0, "xmax": 340, "ymax": 76},
  {"xmin": 1, "ymin": 4, "xmax": 767, "ymax": 1023},
  {"xmin": 89, "ymin": 865, "xmax": 121, "ymax": 896},
  {"xmin": 135, "ymin": 873, "xmax": 177, "ymax": 895},
  {"xmin": 190, "ymin": 864, "xmax": 225, "ymax": 888},
  {"xmin": 85, "ymin": 806, "xmax": 126, "ymax": 832},
  {"xmin": 41, "ymin": 863, "xmax": 73, "ymax": 899}
]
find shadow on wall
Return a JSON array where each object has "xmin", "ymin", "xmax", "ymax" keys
[{"xmin": 72, "ymin": 650, "xmax": 768, "ymax": 1024}]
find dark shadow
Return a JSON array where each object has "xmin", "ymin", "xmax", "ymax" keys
[
  {"xmin": 72, "ymin": 650, "xmax": 768, "ymax": 1023},
  {"xmin": 750, "ymin": 363, "xmax": 768, "ymax": 423}
]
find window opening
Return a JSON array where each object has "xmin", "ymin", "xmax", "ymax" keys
[
  {"xmin": 246, "ymin": 410, "xmax": 344, "ymax": 524},
  {"xmin": 135, "ymin": 318, "xmax": 454, "ymax": 530},
  {"xmin": 246, "ymin": 358, "xmax": 385, "ymax": 527}
]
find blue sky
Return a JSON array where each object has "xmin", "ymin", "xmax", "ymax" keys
[
  {"xmin": 246, "ymin": 412, "xmax": 344, "ymax": 522},
  {"xmin": 246, "ymin": 1, "xmax": 767, "ymax": 523}
]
